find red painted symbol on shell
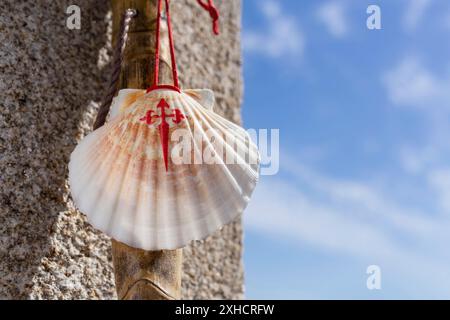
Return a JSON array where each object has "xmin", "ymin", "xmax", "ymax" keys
[{"xmin": 140, "ymin": 98, "xmax": 186, "ymax": 171}]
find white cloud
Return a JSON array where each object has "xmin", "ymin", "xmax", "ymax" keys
[
  {"xmin": 382, "ymin": 57, "xmax": 450, "ymax": 111},
  {"xmin": 403, "ymin": 0, "xmax": 431, "ymax": 31},
  {"xmin": 245, "ymin": 158, "xmax": 450, "ymax": 296},
  {"xmin": 428, "ymin": 168, "xmax": 450, "ymax": 212},
  {"xmin": 383, "ymin": 56, "xmax": 450, "ymax": 202},
  {"xmin": 243, "ymin": 0, "xmax": 304, "ymax": 59},
  {"xmin": 398, "ymin": 146, "xmax": 437, "ymax": 175},
  {"xmin": 316, "ymin": 1, "xmax": 348, "ymax": 38}
]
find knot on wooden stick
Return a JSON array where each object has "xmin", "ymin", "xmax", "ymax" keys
[{"xmin": 121, "ymin": 278, "xmax": 177, "ymax": 300}]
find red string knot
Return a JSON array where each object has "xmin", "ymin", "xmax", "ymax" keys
[{"xmin": 197, "ymin": 0, "xmax": 220, "ymax": 35}]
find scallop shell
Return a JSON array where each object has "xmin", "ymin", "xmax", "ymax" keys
[{"xmin": 69, "ymin": 88, "xmax": 260, "ymax": 250}]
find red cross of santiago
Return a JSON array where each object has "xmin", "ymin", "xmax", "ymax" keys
[{"xmin": 140, "ymin": 98, "xmax": 186, "ymax": 171}]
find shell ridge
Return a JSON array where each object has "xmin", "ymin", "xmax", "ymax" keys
[
  {"xmin": 182, "ymin": 99, "xmax": 249, "ymax": 220},
  {"xmin": 130, "ymin": 122, "xmax": 151, "ymax": 249},
  {"xmin": 80, "ymin": 134, "xmax": 125, "ymax": 221},
  {"xmin": 69, "ymin": 124, "xmax": 121, "ymax": 203},
  {"xmin": 72, "ymin": 117, "xmax": 137, "ymax": 226},
  {"xmin": 70, "ymin": 122, "xmax": 116, "ymax": 187},
  {"xmin": 182, "ymin": 95, "xmax": 260, "ymax": 220},
  {"xmin": 170, "ymin": 111, "xmax": 207, "ymax": 244},
  {"xmin": 182, "ymin": 89, "xmax": 215, "ymax": 111},
  {"xmin": 179, "ymin": 100, "xmax": 222, "ymax": 233},
  {"xmin": 182, "ymin": 95, "xmax": 259, "ymax": 179},
  {"xmin": 105, "ymin": 122, "xmax": 141, "ymax": 237},
  {"xmin": 152, "ymin": 147, "xmax": 160, "ymax": 247},
  {"xmin": 183, "ymin": 98, "xmax": 248, "ymax": 195},
  {"xmin": 168, "ymin": 164, "xmax": 185, "ymax": 247},
  {"xmin": 169, "ymin": 97, "xmax": 234, "ymax": 243}
]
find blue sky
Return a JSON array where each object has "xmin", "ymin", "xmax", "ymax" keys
[{"xmin": 241, "ymin": 0, "xmax": 450, "ymax": 299}]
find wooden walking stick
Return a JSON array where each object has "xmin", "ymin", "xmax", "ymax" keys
[{"xmin": 109, "ymin": 0, "xmax": 182, "ymax": 300}]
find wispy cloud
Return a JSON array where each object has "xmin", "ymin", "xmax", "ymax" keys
[
  {"xmin": 243, "ymin": 0, "xmax": 304, "ymax": 59},
  {"xmin": 245, "ymin": 53, "xmax": 450, "ymax": 296},
  {"xmin": 316, "ymin": 1, "xmax": 348, "ymax": 38},
  {"xmin": 403, "ymin": 0, "xmax": 431, "ymax": 31},
  {"xmin": 398, "ymin": 145, "xmax": 438, "ymax": 175},
  {"xmin": 428, "ymin": 167, "xmax": 450, "ymax": 213},
  {"xmin": 245, "ymin": 157, "xmax": 450, "ymax": 296},
  {"xmin": 382, "ymin": 57, "xmax": 450, "ymax": 111},
  {"xmin": 383, "ymin": 55, "xmax": 450, "ymax": 206}
]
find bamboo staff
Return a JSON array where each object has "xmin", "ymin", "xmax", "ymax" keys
[{"xmin": 110, "ymin": 0, "xmax": 182, "ymax": 300}]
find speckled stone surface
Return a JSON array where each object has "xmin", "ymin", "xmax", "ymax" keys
[{"xmin": 0, "ymin": 0, "xmax": 243, "ymax": 299}]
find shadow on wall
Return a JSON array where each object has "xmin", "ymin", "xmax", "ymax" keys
[{"xmin": 0, "ymin": 1, "xmax": 114, "ymax": 298}]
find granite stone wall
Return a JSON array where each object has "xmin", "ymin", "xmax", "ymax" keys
[{"xmin": 0, "ymin": 0, "xmax": 243, "ymax": 299}]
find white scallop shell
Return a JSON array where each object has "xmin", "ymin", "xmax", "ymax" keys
[{"xmin": 69, "ymin": 88, "xmax": 260, "ymax": 250}]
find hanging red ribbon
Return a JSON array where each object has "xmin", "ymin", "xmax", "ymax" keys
[{"xmin": 147, "ymin": 0, "xmax": 220, "ymax": 93}]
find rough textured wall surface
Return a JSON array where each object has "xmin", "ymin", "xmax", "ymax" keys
[{"xmin": 0, "ymin": 0, "xmax": 243, "ymax": 299}]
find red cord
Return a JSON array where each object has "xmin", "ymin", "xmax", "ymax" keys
[
  {"xmin": 197, "ymin": 0, "xmax": 220, "ymax": 35},
  {"xmin": 153, "ymin": 0, "xmax": 162, "ymax": 88},
  {"xmin": 149, "ymin": 0, "xmax": 179, "ymax": 92},
  {"xmin": 148, "ymin": 0, "xmax": 220, "ymax": 93},
  {"xmin": 165, "ymin": 0, "xmax": 179, "ymax": 89}
]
